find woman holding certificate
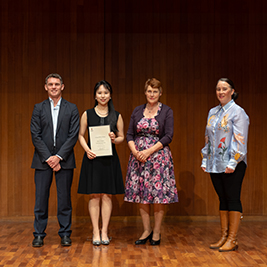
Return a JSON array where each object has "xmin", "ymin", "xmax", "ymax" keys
[
  {"xmin": 124, "ymin": 78, "xmax": 178, "ymax": 246},
  {"xmin": 78, "ymin": 80, "xmax": 124, "ymax": 246}
]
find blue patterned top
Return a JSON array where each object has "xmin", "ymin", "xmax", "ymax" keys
[{"xmin": 201, "ymin": 99, "xmax": 249, "ymax": 173}]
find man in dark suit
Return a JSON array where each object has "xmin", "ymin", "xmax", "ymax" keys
[{"xmin": 30, "ymin": 73, "xmax": 79, "ymax": 247}]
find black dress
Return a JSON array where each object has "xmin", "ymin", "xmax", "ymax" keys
[{"xmin": 78, "ymin": 108, "xmax": 124, "ymax": 195}]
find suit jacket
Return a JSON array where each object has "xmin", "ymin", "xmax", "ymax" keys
[{"xmin": 30, "ymin": 98, "xmax": 80, "ymax": 170}]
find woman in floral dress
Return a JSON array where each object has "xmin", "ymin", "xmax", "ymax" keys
[
  {"xmin": 124, "ymin": 78, "xmax": 178, "ymax": 246},
  {"xmin": 201, "ymin": 78, "xmax": 249, "ymax": 252}
]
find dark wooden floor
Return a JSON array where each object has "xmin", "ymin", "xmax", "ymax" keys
[{"xmin": 0, "ymin": 217, "xmax": 267, "ymax": 266}]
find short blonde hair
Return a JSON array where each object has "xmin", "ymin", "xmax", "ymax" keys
[{"xmin": 144, "ymin": 78, "xmax": 162, "ymax": 93}]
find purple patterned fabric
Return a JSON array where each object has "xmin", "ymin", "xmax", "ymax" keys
[
  {"xmin": 126, "ymin": 103, "xmax": 174, "ymax": 147},
  {"xmin": 124, "ymin": 104, "xmax": 178, "ymax": 204}
]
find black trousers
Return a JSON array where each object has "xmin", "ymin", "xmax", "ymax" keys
[
  {"xmin": 33, "ymin": 168, "xmax": 73, "ymax": 238},
  {"xmin": 210, "ymin": 161, "xmax": 247, "ymax": 212}
]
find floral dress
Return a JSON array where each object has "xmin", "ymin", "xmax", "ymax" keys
[{"xmin": 124, "ymin": 104, "xmax": 178, "ymax": 204}]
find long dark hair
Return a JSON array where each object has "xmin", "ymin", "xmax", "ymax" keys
[
  {"xmin": 217, "ymin": 78, "xmax": 239, "ymax": 101},
  {"xmin": 94, "ymin": 80, "xmax": 118, "ymax": 132}
]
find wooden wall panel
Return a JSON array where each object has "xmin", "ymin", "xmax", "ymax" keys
[
  {"xmin": 104, "ymin": 0, "xmax": 267, "ymax": 217},
  {"xmin": 0, "ymin": 0, "xmax": 105, "ymax": 218},
  {"xmin": 0, "ymin": 0, "xmax": 266, "ymax": 218}
]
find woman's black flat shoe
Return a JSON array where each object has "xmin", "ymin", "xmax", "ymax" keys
[
  {"xmin": 135, "ymin": 231, "xmax": 153, "ymax": 245},
  {"xmin": 150, "ymin": 234, "xmax": 161, "ymax": 246}
]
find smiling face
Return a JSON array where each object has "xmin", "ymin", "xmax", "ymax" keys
[
  {"xmin": 95, "ymin": 85, "xmax": 111, "ymax": 106},
  {"xmin": 45, "ymin": 77, "xmax": 64, "ymax": 100},
  {"xmin": 145, "ymin": 85, "xmax": 162, "ymax": 105},
  {"xmin": 216, "ymin": 81, "xmax": 234, "ymax": 107}
]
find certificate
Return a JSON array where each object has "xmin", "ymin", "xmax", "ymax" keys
[{"xmin": 89, "ymin": 125, "xmax": 113, "ymax": 157}]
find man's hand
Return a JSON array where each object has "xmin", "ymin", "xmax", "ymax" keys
[
  {"xmin": 46, "ymin": 155, "xmax": 61, "ymax": 169},
  {"xmin": 53, "ymin": 164, "xmax": 61, "ymax": 172}
]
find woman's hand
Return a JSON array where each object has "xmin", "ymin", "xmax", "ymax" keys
[
  {"xmin": 128, "ymin": 140, "xmax": 151, "ymax": 163},
  {"xmin": 86, "ymin": 149, "xmax": 96, "ymax": 160},
  {"xmin": 132, "ymin": 150, "xmax": 146, "ymax": 163},
  {"xmin": 136, "ymin": 149, "xmax": 151, "ymax": 163},
  {"xmin": 201, "ymin": 167, "xmax": 206, "ymax": 172},
  {"xmin": 225, "ymin": 167, "xmax": 235, "ymax": 174},
  {"xmin": 109, "ymin": 132, "xmax": 116, "ymax": 143}
]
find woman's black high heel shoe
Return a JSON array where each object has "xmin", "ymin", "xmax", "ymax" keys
[
  {"xmin": 135, "ymin": 231, "xmax": 153, "ymax": 245},
  {"xmin": 150, "ymin": 234, "xmax": 161, "ymax": 246}
]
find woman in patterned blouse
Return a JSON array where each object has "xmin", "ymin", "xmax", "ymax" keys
[{"xmin": 201, "ymin": 78, "xmax": 249, "ymax": 252}]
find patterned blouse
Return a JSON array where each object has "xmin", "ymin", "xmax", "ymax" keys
[{"xmin": 201, "ymin": 99, "xmax": 249, "ymax": 173}]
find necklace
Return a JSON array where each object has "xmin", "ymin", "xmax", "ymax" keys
[
  {"xmin": 146, "ymin": 103, "xmax": 159, "ymax": 113},
  {"xmin": 95, "ymin": 106, "xmax": 108, "ymax": 116}
]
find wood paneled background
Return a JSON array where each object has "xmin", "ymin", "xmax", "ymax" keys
[{"xmin": 0, "ymin": 0, "xmax": 266, "ymax": 218}]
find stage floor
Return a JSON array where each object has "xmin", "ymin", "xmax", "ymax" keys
[{"xmin": 0, "ymin": 217, "xmax": 266, "ymax": 266}]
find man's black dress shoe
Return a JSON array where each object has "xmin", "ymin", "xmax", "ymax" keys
[
  {"xmin": 61, "ymin": 236, "xmax": 72, "ymax": 246},
  {"xmin": 150, "ymin": 234, "xmax": 161, "ymax": 246},
  {"xmin": 135, "ymin": 231, "xmax": 153, "ymax": 245},
  {"xmin": 32, "ymin": 236, "xmax": 44, "ymax": 247}
]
